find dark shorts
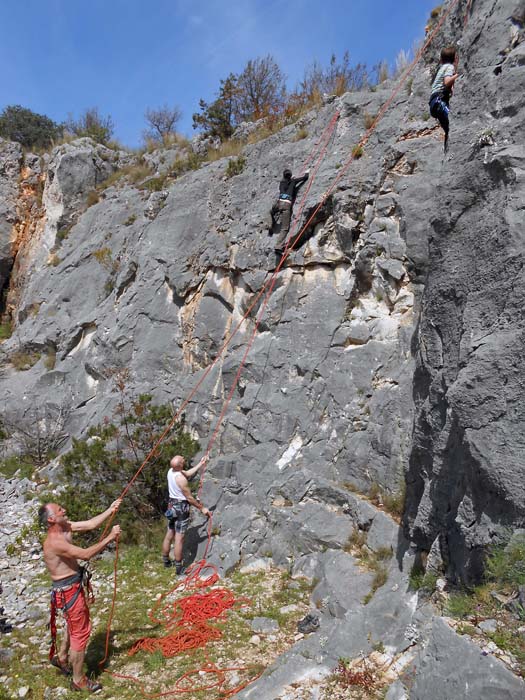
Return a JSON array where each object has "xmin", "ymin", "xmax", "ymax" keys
[{"xmin": 166, "ymin": 499, "xmax": 190, "ymax": 534}]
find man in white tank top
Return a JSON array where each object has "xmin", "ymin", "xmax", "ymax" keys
[{"xmin": 161, "ymin": 455, "xmax": 211, "ymax": 574}]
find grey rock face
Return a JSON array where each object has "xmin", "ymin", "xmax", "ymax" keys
[
  {"xmin": 404, "ymin": 0, "xmax": 525, "ymax": 583},
  {"xmin": 0, "ymin": 1, "xmax": 524, "ymax": 696},
  {"xmin": 410, "ymin": 618, "xmax": 525, "ymax": 700},
  {"xmin": 43, "ymin": 138, "xmax": 131, "ymax": 231},
  {"xmin": 0, "ymin": 138, "xmax": 22, "ymax": 295}
]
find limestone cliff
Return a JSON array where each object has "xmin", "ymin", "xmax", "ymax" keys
[{"xmin": 1, "ymin": 0, "xmax": 525, "ymax": 697}]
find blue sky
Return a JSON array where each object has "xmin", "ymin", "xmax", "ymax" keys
[{"xmin": 0, "ymin": 0, "xmax": 439, "ymax": 147}]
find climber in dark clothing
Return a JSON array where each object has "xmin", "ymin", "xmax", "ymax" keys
[
  {"xmin": 270, "ymin": 168, "xmax": 309, "ymax": 254},
  {"xmin": 429, "ymin": 46, "xmax": 459, "ymax": 151}
]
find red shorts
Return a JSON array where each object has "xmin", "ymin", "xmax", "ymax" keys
[{"xmin": 56, "ymin": 585, "xmax": 91, "ymax": 652}]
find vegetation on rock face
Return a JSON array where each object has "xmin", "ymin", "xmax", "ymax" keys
[
  {"xmin": 0, "ymin": 320, "xmax": 13, "ymax": 341},
  {"xmin": 9, "ymin": 349, "xmax": 41, "ymax": 371},
  {"xmin": 225, "ymin": 155, "xmax": 246, "ymax": 179},
  {"xmin": 143, "ymin": 104, "xmax": 182, "ymax": 145},
  {"xmin": 0, "ymin": 105, "xmax": 63, "ymax": 150},
  {"xmin": 65, "ymin": 107, "xmax": 114, "ymax": 145},
  {"xmin": 445, "ymin": 535, "xmax": 525, "ymax": 676},
  {"xmin": 0, "ymin": 404, "xmax": 69, "ymax": 478}
]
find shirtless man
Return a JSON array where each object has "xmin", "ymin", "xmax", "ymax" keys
[
  {"xmin": 161, "ymin": 455, "xmax": 211, "ymax": 574},
  {"xmin": 39, "ymin": 500, "xmax": 121, "ymax": 692}
]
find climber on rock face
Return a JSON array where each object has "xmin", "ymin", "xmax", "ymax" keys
[
  {"xmin": 270, "ymin": 167, "xmax": 309, "ymax": 256},
  {"xmin": 161, "ymin": 455, "xmax": 211, "ymax": 575},
  {"xmin": 429, "ymin": 46, "xmax": 459, "ymax": 151}
]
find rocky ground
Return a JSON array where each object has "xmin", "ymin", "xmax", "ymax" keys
[{"xmin": 1, "ymin": 473, "xmax": 524, "ymax": 699}]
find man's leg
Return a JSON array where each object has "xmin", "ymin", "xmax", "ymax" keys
[
  {"xmin": 274, "ymin": 202, "xmax": 291, "ymax": 251},
  {"xmin": 66, "ymin": 592, "xmax": 100, "ymax": 690},
  {"xmin": 161, "ymin": 527, "xmax": 175, "ymax": 567},
  {"xmin": 58, "ymin": 624, "xmax": 70, "ymax": 665},
  {"xmin": 173, "ymin": 532, "xmax": 185, "ymax": 571},
  {"xmin": 70, "ymin": 649, "xmax": 85, "ymax": 685},
  {"xmin": 281, "ymin": 204, "xmax": 292, "ymax": 236}
]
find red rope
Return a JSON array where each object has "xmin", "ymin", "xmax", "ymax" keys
[
  {"xmin": 97, "ymin": 108, "xmax": 341, "ymax": 541},
  {"xmin": 96, "ymin": 117, "xmax": 340, "ymax": 696},
  {"xmin": 95, "ymin": 2, "xmax": 468, "ymax": 696},
  {"xmin": 463, "ymin": 0, "xmax": 474, "ymax": 27}
]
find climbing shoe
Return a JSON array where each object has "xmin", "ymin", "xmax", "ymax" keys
[
  {"xmin": 174, "ymin": 560, "xmax": 185, "ymax": 576},
  {"xmin": 297, "ymin": 613, "xmax": 320, "ymax": 634},
  {"xmin": 50, "ymin": 654, "xmax": 72, "ymax": 676},
  {"xmin": 162, "ymin": 556, "xmax": 173, "ymax": 568},
  {"xmin": 71, "ymin": 676, "xmax": 102, "ymax": 693}
]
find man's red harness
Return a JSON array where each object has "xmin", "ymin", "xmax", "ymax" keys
[{"xmin": 48, "ymin": 567, "xmax": 94, "ymax": 660}]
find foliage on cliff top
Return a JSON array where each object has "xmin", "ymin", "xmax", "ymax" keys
[{"xmin": 0, "ymin": 105, "xmax": 63, "ymax": 150}]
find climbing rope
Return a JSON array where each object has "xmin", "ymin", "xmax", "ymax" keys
[
  {"xmin": 95, "ymin": 111, "xmax": 340, "ymax": 697},
  {"xmin": 93, "ymin": 0, "xmax": 470, "ymax": 695},
  {"xmin": 97, "ymin": 108, "xmax": 342, "ymax": 542}
]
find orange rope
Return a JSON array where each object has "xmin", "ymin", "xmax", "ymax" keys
[
  {"xmin": 98, "ymin": 108, "xmax": 341, "ymax": 540},
  {"xmin": 97, "ymin": 118, "xmax": 340, "ymax": 696},
  {"xmin": 96, "ymin": 2, "xmax": 469, "ymax": 697}
]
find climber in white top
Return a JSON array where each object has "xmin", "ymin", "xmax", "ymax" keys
[
  {"xmin": 161, "ymin": 454, "xmax": 211, "ymax": 574},
  {"xmin": 429, "ymin": 46, "xmax": 459, "ymax": 151}
]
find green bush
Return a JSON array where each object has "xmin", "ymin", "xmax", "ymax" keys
[
  {"xmin": 56, "ymin": 225, "xmax": 73, "ymax": 243},
  {"xmin": 170, "ymin": 152, "xmax": 204, "ymax": 178},
  {"xmin": 0, "ymin": 105, "xmax": 63, "ymax": 150},
  {"xmin": 86, "ymin": 190, "xmax": 100, "ymax": 207},
  {"xmin": 142, "ymin": 175, "xmax": 168, "ymax": 192},
  {"xmin": 42, "ymin": 394, "xmax": 199, "ymax": 545},
  {"xmin": 65, "ymin": 107, "xmax": 114, "ymax": 145},
  {"xmin": 0, "ymin": 454, "xmax": 34, "ymax": 479},
  {"xmin": 486, "ymin": 537, "xmax": 525, "ymax": 587},
  {"xmin": 0, "ymin": 320, "xmax": 12, "ymax": 341},
  {"xmin": 225, "ymin": 155, "xmax": 246, "ymax": 178}
]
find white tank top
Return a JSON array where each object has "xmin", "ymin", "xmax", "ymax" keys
[{"xmin": 167, "ymin": 469, "xmax": 186, "ymax": 501}]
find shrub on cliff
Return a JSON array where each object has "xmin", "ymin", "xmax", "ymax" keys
[
  {"xmin": 0, "ymin": 105, "xmax": 63, "ymax": 149},
  {"xmin": 45, "ymin": 390, "xmax": 200, "ymax": 544},
  {"xmin": 65, "ymin": 106, "xmax": 114, "ymax": 145},
  {"xmin": 143, "ymin": 104, "xmax": 182, "ymax": 145}
]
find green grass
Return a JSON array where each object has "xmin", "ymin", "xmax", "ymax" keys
[
  {"xmin": 443, "ymin": 538, "xmax": 525, "ymax": 676},
  {"xmin": 409, "ymin": 562, "xmax": 438, "ymax": 592},
  {"xmin": 56, "ymin": 224, "xmax": 73, "ymax": 243},
  {"xmin": 2, "ymin": 548, "xmax": 312, "ymax": 700},
  {"xmin": 142, "ymin": 175, "xmax": 168, "ymax": 192},
  {"xmin": 446, "ymin": 591, "xmax": 477, "ymax": 618},
  {"xmin": 225, "ymin": 156, "xmax": 246, "ymax": 179},
  {"xmin": 86, "ymin": 190, "xmax": 100, "ymax": 207},
  {"xmin": 44, "ymin": 349, "xmax": 56, "ymax": 370},
  {"xmin": 293, "ymin": 127, "xmax": 308, "ymax": 141},
  {"xmin": 355, "ymin": 547, "xmax": 391, "ymax": 605},
  {"xmin": 0, "ymin": 320, "xmax": 13, "ymax": 340},
  {"xmin": 10, "ymin": 350, "xmax": 41, "ymax": 371},
  {"xmin": 486, "ymin": 537, "xmax": 525, "ymax": 586}
]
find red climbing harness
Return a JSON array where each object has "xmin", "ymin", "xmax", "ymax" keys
[{"xmin": 48, "ymin": 566, "xmax": 94, "ymax": 660}]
